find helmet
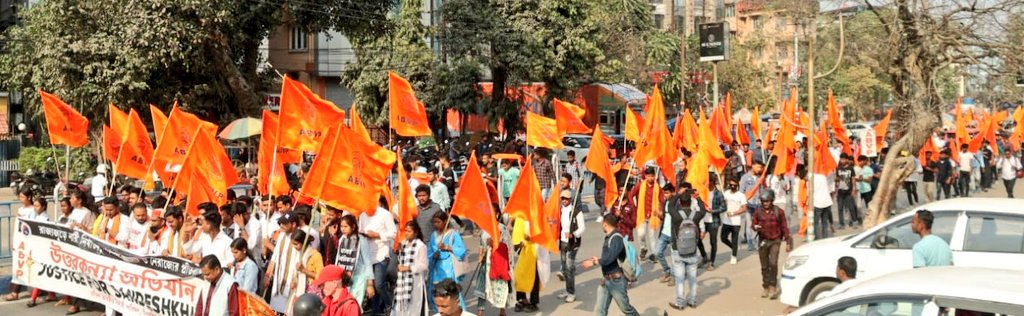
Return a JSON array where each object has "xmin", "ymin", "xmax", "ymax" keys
[
  {"xmin": 759, "ymin": 189, "xmax": 775, "ymax": 202},
  {"xmin": 292, "ymin": 293, "xmax": 324, "ymax": 316}
]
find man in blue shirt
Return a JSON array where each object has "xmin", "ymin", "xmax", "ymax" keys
[
  {"xmin": 583, "ymin": 216, "xmax": 641, "ymax": 316},
  {"xmin": 911, "ymin": 210, "xmax": 953, "ymax": 268}
]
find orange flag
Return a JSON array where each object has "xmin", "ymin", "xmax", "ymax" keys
[
  {"xmin": 150, "ymin": 104, "xmax": 168, "ymax": 144},
  {"xmin": 827, "ymin": 91, "xmax": 852, "ymax": 155},
  {"xmin": 304, "ymin": 125, "xmax": 396, "ymax": 216},
  {"xmin": 954, "ymin": 98, "xmax": 969, "ymax": 144},
  {"xmin": 450, "ymin": 152, "xmax": 501, "ymax": 249},
  {"xmin": 174, "ymin": 128, "xmax": 240, "ymax": 205},
  {"xmin": 750, "ymin": 106, "xmax": 763, "ymax": 141},
  {"xmin": 39, "ymin": 90, "xmax": 89, "ymax": 147},
  {"xmin": 147, "ymin": 105, "xmax": 216, "ymax": 188},
  {"xmin": 967, "ymin": 119, "xmax": 989, "ymax": 153},
  {"xmin": 388, "ymin": 71, "xmax": 432, "ymax": 137},
  {"xmin": 736, "ymin": 121, "xmax": 751, "ymax": 146},
  {"xmin": 680, "ymin": 109, "xmax": 699, "ymax": 151},
  {"xmin": 697, "ymin": 110, "xmax": 728, "ymax": 170},
  {"xmin": 183, "ymin": 170, "xmax": 217, "ymax": 217},
  {"xmin": 585, "ymin": 128, "xmax": 619, "ymax": 209},
  {"xmin": 553, "ymin": 98, "xmax": 591, "ymax": 135},
  {"xmin": 108, "ymin": 104, "xmax": 129, "ymax": 138},
  {"xmin": 764, "ymin": 122, "xmax": 777, "ymax": 145},
  {"xmin": 625, "ymin": 107, "xmax": 644, "ymax": 142},
  {"xmin": 686, "ymin": 147, "xmax": 712, "ymax": 205},
  {"xmin": 393, "ymin": 149, "xmax": 418, "ymax": 249},
  {"xmin": 813, "ymin": 125, "xmax": 837, "ymax": 175},
  {"xmin": 709, "ymin": 105, "xmax": 733, "ymax": 144},
  {"xmin": 526, "ymin": 111, "xmax": 564, "ymax": 149},
  {"xmin": 636, "ymin": 86, "xmax": 677, "ymax": 183},
  {"xmin": 102, "ymin": 125, "xmax": 122, "ymax": 163},
  {"xmin": 536, "ymin": 185, "xmax": 561, "ymax": 254},
  {"xmin": 672, "ymin": 111, "xmax": 686, "ymax": 149},
  {"xmin": 279, "ymin": 75, "xmax": 347, "ymax": 152},
  {"xmin": 114, "ymin": 110, "xmax": 155, "ymax": 180},
  {"xmin": 258, "ymin": 110, "xmax": 301, "ymax": 196},
  {"xmin": 504, "ymin": 159, "xmax": 545, "ymax": 237},
  {"xmin": 873, "ymin": 109, "xmax": 892, "ymax": 146},
  {"xmin": 350, "ymin": 104, "xmax": 371, "ymax": 141},
  {"xmin": 919, "ymin": 136, "xmax": 939, "ymax": 163},
  {"xmin": 724, "ymin": 92, "xmax": 734, "ymax": 128}
]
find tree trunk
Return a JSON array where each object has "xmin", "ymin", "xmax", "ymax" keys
[{"xmin": 208, "ymin": 29, "xmax": 262, "ymax": 117}]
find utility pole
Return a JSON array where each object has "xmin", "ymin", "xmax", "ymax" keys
[
  {"xmin": 680, "ymin": 0, "xmax": 693, "ymax": 110},
  {"xmin": 805, "ymin": 16, "xmax": 817, "ymax": 242}
]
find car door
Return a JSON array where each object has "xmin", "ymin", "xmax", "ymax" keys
[
  {"xmin": 954, "ymin": 212, "xmax": 1024, "ymax": 268},
  {"xmin": 849, "ymin": 211, "xmax": 959, "ymax": 280}
]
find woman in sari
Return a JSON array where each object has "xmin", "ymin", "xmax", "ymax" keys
[
  {"xmin": 427, "ymin": 211, "xmax": 466, "ymax": 312},
  {"xmin": 334, "ymin": 214, "xmax": 374, "ymax": 308},
  {"xmin": 392, "ymin": 221, "xmax": 428, "ymax": 316}
]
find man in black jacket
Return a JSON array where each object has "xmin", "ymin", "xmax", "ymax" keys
[
  {"xmin": 664, "ymin": 187, "xmax": 705, "ymax": 310},
  {"xmin": 583, "ymin": 216, "xmax": 641, "ymax": 316}
]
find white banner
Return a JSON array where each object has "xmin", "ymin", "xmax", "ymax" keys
[{"xmin": 10, "ymin": 218, "xmax": 204, "ymax": 316}]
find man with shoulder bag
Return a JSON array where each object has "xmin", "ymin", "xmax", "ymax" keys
[
  {"xmin": 995, "ymin": 150, "xmax": 1022, "ymax": 198},
  {"xmin": 665, "ymin": 186, "xmax": 705, "ymax": 310}
]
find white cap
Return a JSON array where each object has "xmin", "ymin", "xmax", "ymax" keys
[{"xmin": 96, "ymin": 164, "xmax": 109, "ymax": 174}]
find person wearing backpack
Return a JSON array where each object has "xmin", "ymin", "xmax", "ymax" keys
[
  {"xmin": 664, "ymin": 187, "xmax": 705, "ymax": 310},
  {"xmin": 752, "ymin": 189, "xmax": 793, "ymax": 300},
  {"xmin": 582, "ymin": 216, "xmax": 641, "ymax": 316}
]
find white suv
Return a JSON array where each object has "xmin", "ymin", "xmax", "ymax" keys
[{"xmin": 780, "ymin": 198, "xmax": 1024, "ymax": 307}]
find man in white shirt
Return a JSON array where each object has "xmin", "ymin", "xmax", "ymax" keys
[
  {"xmin": 90, "ymin": 165, "xmax": 109, "ymax": 201},
  {"xmin": 158, "ymin": 207, "xmax": 186, "ymax": 257},
  {"xmin": 995, "ymin": 150, "xmax": 1021, "ymax": 198},
  {"xmin": 263, "ymin": 212, "xmax": 299, "ymax": 314},
  {"xmin": 722, "ymin": 179, "xmax": 746, "ymax": 264},
  {"xmin": 126, "ymin": 203, "xmax": 151, "ymax": 255},
  {"xmin": 557, "ymin": 190, "xmax": 585, "ymax": 303},
  {"xmin": 429, "ymin": 168, "xmax": 451, "ymax": 211},
  {"xmin": 360, "ymin": 200, "xmax": 398, "ymax": 315},
  {"xmin": 95, "ymin": 197, "xmax": 131, "ymax": 246},
  {"xmin": 815, "ymin": 256, "xmax": 861, "ymax": 301},
  {"xmin": 232, "ymin": 202, "xmax": 263, "ymax": 266},
  {"xmin": 812, "ymin": 171, "xmax": 836, "ymax": 239},
  {"xmin": 182, "ymin": 203, "xmax": 234, "ymax": 268},
  {"xmin": 957, "ymin": 144, "xmax": 974, "ymax": 197}
]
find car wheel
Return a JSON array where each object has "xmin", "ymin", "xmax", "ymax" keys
[{"xmin": 802, "ymin": 280, "xmax": 838, "ymax": 306}]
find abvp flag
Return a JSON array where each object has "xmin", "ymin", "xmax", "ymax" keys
[
  {"xmin": 147, "ymin": 105, "xmax": 216, "ymax": 188},
  {"xmin": 39, "ymin": 90, "xmax": 89, "ymax": 147},
  {"xmin": 504, "ymin": 159, "xmax": 545, "ymax": 237},
  {"xmin": 174, "ymin": 128, "xmax": 240, "ymax": 205},
  {"xmin": 585, "ymin": 128, "xmax": 618, "ymax": 209},
  {"xmin": 114, "ymin": 109, "xmax": 155, "ymax": 180},
  {"xmin": 388, "ymin": 71, "xmax": 432, "ymax": 137},
  {"xmin": 279, "ymin": 75, "xmax": 347, "ymax": 152},
  {"xmin": 450, "ymin": 151, "xmax": 500, "ymax": 249},
  {"xmin": 303, "ymin": 124, "xmax": 396, "ymax": 216}
]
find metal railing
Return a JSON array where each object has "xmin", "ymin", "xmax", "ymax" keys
[{"xmin": 0, "ymin": 200, "xmax": 17, "ymax": 262}]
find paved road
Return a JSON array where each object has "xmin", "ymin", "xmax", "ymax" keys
[{"xmin": 0, "ymin": 182, "xmax": 1018, "ymax": 315}]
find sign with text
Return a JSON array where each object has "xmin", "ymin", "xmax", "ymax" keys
[
  {"xmin": 11, "ymin": 219, "xmax": 204, "ymax": 316},
  {"xmin": 699, "ymin": 22, "xmax": 730, "ymax": 62}
]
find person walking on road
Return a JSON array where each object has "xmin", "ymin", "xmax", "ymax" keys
[
  {"xmin": 751, "ymin": 190, "xmax": 792, "ymax": 300},
  {"xmin": 995, "ymin": 150, "xmax": 1021, "ymax": 198},
  {"xmin": 582, "ymin": 216, "xmax": 641, "ymax": 316},
  {"xmin": 664, "ymin": 187, "xmax": 704, "ymax": 310},
  {"xmin": 911, "ymin": 210, "xmax": 952, "ymax": 268},
  {"xmin": 557, "ymin": 190, "xmax": 585, "ymax": 303}
]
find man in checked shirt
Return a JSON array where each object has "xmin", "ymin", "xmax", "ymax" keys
[{"xmin": 751, "ymin": 189, "xmax": 793, "ymax": 300}]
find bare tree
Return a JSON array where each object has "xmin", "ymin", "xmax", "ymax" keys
[{"xmin": 862, "ymin": 0, "xmax": 1024, "ymax": 226}]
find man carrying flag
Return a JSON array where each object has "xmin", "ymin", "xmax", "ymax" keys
[{"xmin": 627, "ymin": 167, "xmax": 662, "ymax": 262}]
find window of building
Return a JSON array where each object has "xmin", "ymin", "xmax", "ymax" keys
[
  {"xmin": 290, "ymin": 27, "xmax": 308, "ymax": 51},
  {"xmin": 654, "ymin": 14, "xmax": 665, "ymax": 30},
  {"xmin": 724, "ymin": 4, "xmax": 736, "ymax": 17},
  {"xmin": 776, "ymin": 15, "xmax": 787, "ymax": 30},
  {"xmin": 753, "ymin": 46, "xmax": 763, "ymax": 60},
  {"xmin": 777, "ymin": 45, "xmax": 788, "ymax": 61},
  {"xmin": 752, "ymin": 16, "xmax": 764, "ymax": 30}
]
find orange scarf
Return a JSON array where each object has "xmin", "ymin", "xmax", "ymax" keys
[
  {"xmin": 91, "ymin": 213, "xmax": 121, "ymax": 244},
  {"xmin": 798, "ymin": 179, "xmax": 809, "ymax": 236},
  {"xmin": 636, "ymin": 181, "xmax": 661, "ymax": 229}
]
